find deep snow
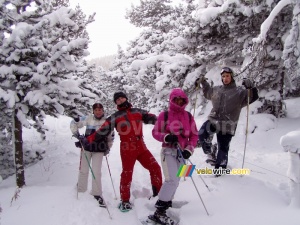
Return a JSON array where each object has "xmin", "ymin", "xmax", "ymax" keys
[{"xmin": 1, "ymin": 98, "xmax": 300, "ymax": 225}]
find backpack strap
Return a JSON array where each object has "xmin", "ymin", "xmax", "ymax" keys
[
  {"xmin": 164, "ymin": 111, "xmax": 168, "ymax": 122},
  {"xmin": 163, "ymin": 110, "xmax": 192, "ymax": 132},
  {"xmin": 187, "ymin": 111, "xmax": 192, "ymax": 123},
  {"xmin": 163, "ymin": 111, "xmax": 168, "ymax": 132}
]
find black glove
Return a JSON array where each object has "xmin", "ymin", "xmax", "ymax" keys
[
  {"xmin": 242, "ymin": 78, "xmax": 254, "ymax": 89},
  {"xmin": 77, "ymin": 134, "xmax": 85, "ymax": 141},
  {"xmin": 73, "ymin": 132, "xmax": 81, "ymax": 140},
  {"xmin": 181, "ymin": 150, "xmax": 191, "ymax": 159},
  {"xmin": 164, "ymin": 134, "xmax": 178, "ymax": 144},
  {"xmin": 77, "ymin": 135, "xmax": 90, "ymax": 149},
  {"xmin": 194, "ymin": 75, "xmax": 206, "ymax": 87},
  {"xmin": 73, "ymin": 133, "xmax": 88, "ymax": 148},
  {"xmin": 75, "ymin": 141, "xmax": 81, "ymax": 148}
]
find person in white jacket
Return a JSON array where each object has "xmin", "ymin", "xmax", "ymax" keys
[{"xmin": 70, "ymin": 103, "xmax": 114, "ymax": 207}]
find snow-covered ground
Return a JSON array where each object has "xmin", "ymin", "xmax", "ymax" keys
[{"xmin": 1, "ymin": 97, "xmax": 300, "ymax": 225}]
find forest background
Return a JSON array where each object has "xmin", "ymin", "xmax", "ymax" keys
[{"xmin": 0, "ymin": 0, "xmax": 299, "ymax": 191}]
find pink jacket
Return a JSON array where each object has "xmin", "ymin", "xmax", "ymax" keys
[{"xmin": 152, "ymin": 88, "xmax": 198, "ymax": 154}]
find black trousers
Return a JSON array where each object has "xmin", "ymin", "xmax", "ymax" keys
[{"xmin": 198, "ymin": 120, "xmax": 233, "ymax": 169}]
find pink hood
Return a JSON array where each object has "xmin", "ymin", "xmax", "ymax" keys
[
  {"xmin": 169, "ymin": 88, "xmax": 189, "ymax": 112},
  {"xmin": 152, "ymin": 88, "xmax": 198, "ymax": 152}
]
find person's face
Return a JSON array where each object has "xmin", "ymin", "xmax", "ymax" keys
[
  {"xmin": 115, "ymin": 97, "xmax": 127, "ymax": 106},
  {"xmin": 173, "ymin": 97, "xmax": 186, "ymax": 107},
  {"xmin": 221, "ymin": 72, "xmax": 232, "ymax": 85},
  {"xmin": 93, "ymin": 107, "xmax": 104, "ymax": 118}
]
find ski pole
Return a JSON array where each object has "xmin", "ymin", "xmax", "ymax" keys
[
  {"xmin": 176, "ymin": 145, "xmax": 210, "ymax": 216},
  {"xmin": 79, "ymin": 141, "xmax": 113, "ymax": 219},
  {"xmin": 77, "ymin": 150, "xmax": 83, "ymax": 200},
  {"xmin": 105, "ymin": 156, "xmax": 118, "ymax": 200},
  {"xmin": 188, "ymin": 158, "xmax": 211, "ymax": 192},
  {"xmin": 242, "ymin": 89, "xmax": 250, "ymax": 169}
]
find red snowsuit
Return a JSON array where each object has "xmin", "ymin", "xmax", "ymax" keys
[{"xmin": 87, "ymin": 103, "xmax": 162, "ymax": 202}]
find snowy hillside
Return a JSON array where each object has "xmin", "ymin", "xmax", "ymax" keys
[{"xmin": 1, "ymin": 98, "xmax": 300, "ymax": 225}]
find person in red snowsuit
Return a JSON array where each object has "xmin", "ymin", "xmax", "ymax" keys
[{"xmin": 87, "ymin": 91, "xmax": 162, "ymax": 212}]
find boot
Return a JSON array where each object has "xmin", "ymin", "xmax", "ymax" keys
[
  {"xmin": 118, "ymin": 200, "xmax": 132, "ymax": 212},
  {"xmin": 211, "ymin": 143, "xmax": 217, "ymax": 158},
  {"xmin": 206, "ymin": 143, "xmax": 217, "ymax": 164},
  {"xmin": 155, "ymin": 199, "xmax": 172, "ymax": 210},
  {"xmin": 94, "ymin": 196, "xmax": 106, "ymax": 208},
  {"xmin": 148, "ymin": 209, "xmax": 174, "ymax": 225}
]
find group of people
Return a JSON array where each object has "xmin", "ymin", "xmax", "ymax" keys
[{"xmin": 70, "ymin": 67, "xmax": 258, "ymax": 225}]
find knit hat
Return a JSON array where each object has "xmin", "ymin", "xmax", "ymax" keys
[
  {"xmin": 113, "ymin": 91, "xmax": 128, "ymax": 103},
  {"xmin": 92, "ymin": 103, "xmax": 103, "ymax": 110}
]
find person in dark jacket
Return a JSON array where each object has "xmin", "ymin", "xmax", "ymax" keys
[
  {"xmin": 70, "ymin": 103, "xmax": 114, "ymax": 207},
  {"xmin": 195, "ymin": 67, "xmax": 259, "ymax": 171},
  {"xmin": 86, "ymin": 92, "xmax": 162, "ymax": 212}
]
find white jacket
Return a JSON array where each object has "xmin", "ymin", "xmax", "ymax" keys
[{"xmin": 70, "ymin": 114, "xmax": 114, "ymax": 149}]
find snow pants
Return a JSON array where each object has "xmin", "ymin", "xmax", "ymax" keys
[
  {"xmin": 120, "ymin": 139, "xmax": 162, "ymax": 202},
  {"xmin": 158, "ymin": 147, "xmax": 181, "ymax": 202},
  {"xmin": 199, "ymin": 120, "xmax": 233, "ymax": 169},
  {"xmin": 77, "ymin": 151, "xmax": 104, "ymax": 197}
]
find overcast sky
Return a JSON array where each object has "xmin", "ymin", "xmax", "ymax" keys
[{"xmin": 70, "ymin": 0, "xmax": 143, "ymax": 59}]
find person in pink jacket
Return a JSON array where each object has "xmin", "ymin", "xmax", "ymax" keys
[{"xmin": 149, "ymin": 88, "xmax": 198, "ymax": 225}]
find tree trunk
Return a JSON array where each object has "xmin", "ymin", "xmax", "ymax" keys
[{"xmin": 13, "ymin": 109, "xmax": 25, "ymax": 187}]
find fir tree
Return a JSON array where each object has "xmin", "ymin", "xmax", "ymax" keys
[
  {"xmin": 0, "ymin": 0, "xmax": 100, "ymax": 187},
  {"xmin": 118, "ymin": 0, "xmax": 299, "ymax": 116}
]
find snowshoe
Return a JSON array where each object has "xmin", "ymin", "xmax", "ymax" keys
[
  {"xmin": 118, "ymin": 201, "xmax": 132, "ymax": 212},
  {"xmin": 205, "ymin": 158, "xmax": 216, "ymax": 166},
  {"xmin": 147, "ymin": 210, "xmax": 175, "ymax": 225},
  {"xmin": 94, "ymin": 196, "xmax": 106, "ymax": 208}
]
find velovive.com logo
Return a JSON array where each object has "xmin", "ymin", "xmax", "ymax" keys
[{"xmin": 177, "ymin": 165, "xmax": 250, "ymax": 177}]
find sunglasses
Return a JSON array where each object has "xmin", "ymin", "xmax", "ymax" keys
[
  {"xmin": 221, "ymin": 67, "xmax": 233, "ymax": 74},
  {"xmin": 173, "ymin": 97, "xmax": 186, "ymax": 102}
]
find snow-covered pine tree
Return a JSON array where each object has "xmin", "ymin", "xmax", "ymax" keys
[
  {"xmin": 0, "ymin": 0, "xmax": 101, "ymax": 187},
  {"xmin": 91, "ymin": 64, "xmax": 117, "ymax": 115},
  {"xmin": 0, "ymin": 0, "xmax": 15, "ymax": 182},
  {"xmin": 0, "ymin": 98, "xmax": 14, "ymax": 180},
  {"xmin": 282, "ymin": 0, "xmax": 300, "ymax": 96},
  {"xmin": 110, "ymin": 44, "xmax": 155, "ymax": 109},
  {"xmin": 118, "ymin": 0, "xmax": 299, "ymax": 116},
  {"xmin": 120, "ymin": 1, "xmax": 196, "ymax": 110},
  {"xmin": 126, "ymin": 0, "xmax": 180, "ymax": 33},
  {"xmin": 240, "ymin": 0, "xmax": 298, "ymax": 117},
  {"xmin": 88, "ymin": 55, "xmax": 115, "ymax": 71}
]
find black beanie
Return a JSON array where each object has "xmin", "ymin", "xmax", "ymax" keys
[{"xmin": 113, "ymin": 92, "xmax": 128, "ymax": 103}]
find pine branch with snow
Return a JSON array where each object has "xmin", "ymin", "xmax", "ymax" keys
[
  {"xmin": 0, "ymin": 0, "xmax": 99, "ymax": 187},
  {"xmin": 111, "ymin": 0, "xmax": 299, "ymax": 116}
]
